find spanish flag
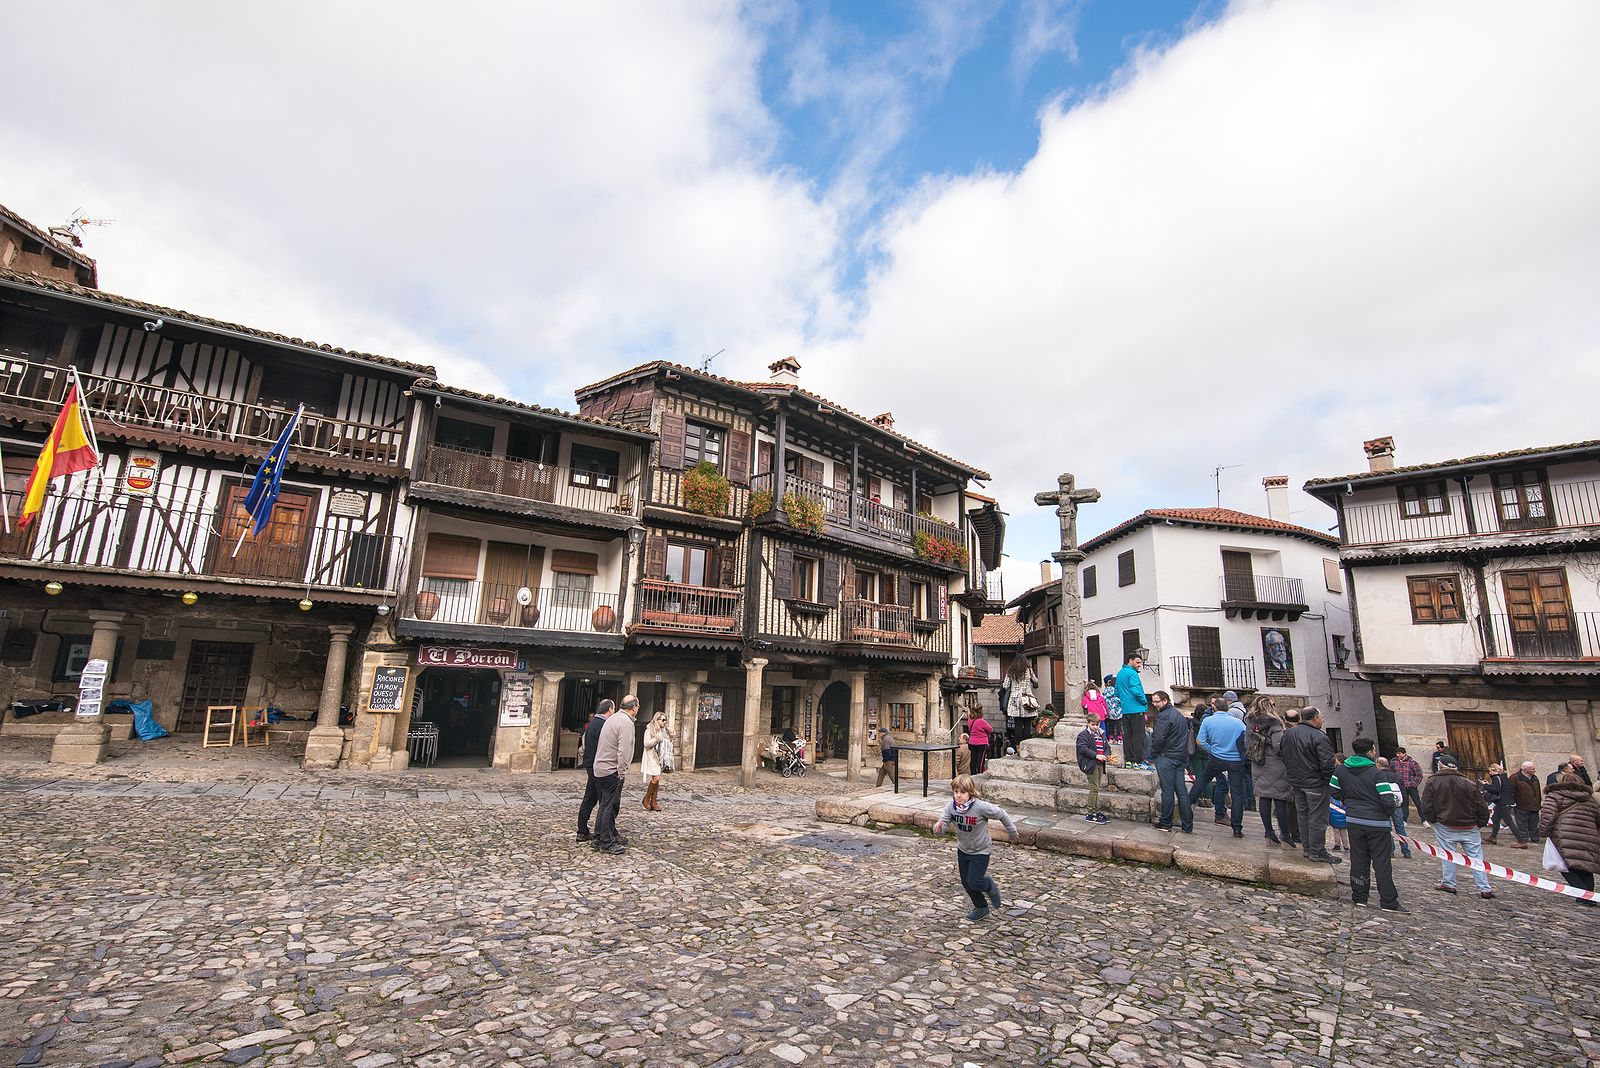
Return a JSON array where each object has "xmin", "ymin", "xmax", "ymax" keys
[{"xmin": 20, "ymin": 381, "xmax": 100, "ymax": 527}]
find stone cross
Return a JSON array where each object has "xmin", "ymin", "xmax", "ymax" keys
[{"xmin": 1034, "ymin": 473, "xmax": 1100, "ymax": 740}]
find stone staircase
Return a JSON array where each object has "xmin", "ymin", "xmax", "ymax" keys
[{"xmin": 979, "ymin": 737, "xmax": 1158, "ymax": 821}]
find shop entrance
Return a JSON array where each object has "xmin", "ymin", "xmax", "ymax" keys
[
  {"xmin": 818, "ymin": 681, "xmax": 851, "ymax": 764},
  {"xmin": 556, "ymin": 677, "xmax": 624, "ymax": 768},
  {"xmin": 418, "ymin": 668, "xmax": 501, "ymax": 765},
  {"xmin": 693, "ymin": 685, "xmax": 745, "ymax": 767}
]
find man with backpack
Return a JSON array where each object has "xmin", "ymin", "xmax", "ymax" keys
[{"xmin": 1331, "ymin": 737, "xmax": 1407, "ymax": 912}]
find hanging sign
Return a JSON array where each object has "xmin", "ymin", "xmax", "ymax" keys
[
  {"xmin": 938, "ymin": 585, "xmax": 948, "ymax": 621},
  {"xmin": 76, "ymin": 657, "xmax": 108, "ymax": 718},
  {"xmin": 499, "ymin": 672, "xmax": 535, "ymax": 726},
  {"xmin": 418, "ymin": 645, "xmax": 524, "ymax": 670},
  {"xmin": 368, "ymin": 666, "xmax": 409, "ymax": 713}
]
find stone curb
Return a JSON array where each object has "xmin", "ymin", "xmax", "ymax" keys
[{"xmin": 819, "ymin": 792, "xmax": 1341, "ymax": 898}]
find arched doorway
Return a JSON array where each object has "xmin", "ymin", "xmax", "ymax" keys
[{"xmin": 819, "ymin": 681, "xmax": 851, "ymax": 764}]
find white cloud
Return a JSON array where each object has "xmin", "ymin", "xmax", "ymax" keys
[{"xmin": 802, "ymin": 0, "xmax": 1600, "ymax": 575}]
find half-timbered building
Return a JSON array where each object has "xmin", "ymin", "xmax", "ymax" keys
[{"xmin": 575, "ymin": 358, "xmax": 1000, "ymax": 783}]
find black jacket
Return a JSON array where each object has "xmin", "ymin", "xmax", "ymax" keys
[
  {"xmin": 1076, "ymin": 728, "xmax": 1106, "ymax": 774},
  {"xmin": 1149, "ymin": 705, "xmax": 1191, "ymax": 763},
  {"xmin": 1280, "ymin": 723, "xmax": 1337, "ymax": 790},
  {"xmin": 580, "ymin": 712, "xmax": 609, "ymax": 771},
  {"xmin": 1330, "ymin": 758, "xmax": 1399, "ymax": 828}
]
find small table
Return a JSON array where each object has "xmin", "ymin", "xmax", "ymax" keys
[{"xmin": 887, "ymin": 740, "xmax": 962, "ymax": 797}]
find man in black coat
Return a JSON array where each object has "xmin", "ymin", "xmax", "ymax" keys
[
  {"xmin": 1148, "ymin": 690, "xmax": 1194, "ymax": 834},
  {"xmin": 1280, "ymin": 706, "xmax": 1340, "ymax": 864},
  {"xmin": 1331, "ymin": 737, "xmax": 1406, "ymax": 912},
  {"xmin": 575, "ymin": 699, "xmax": 614, "ymax": 842}
]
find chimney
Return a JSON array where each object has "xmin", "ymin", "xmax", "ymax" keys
[
  {"xmin": 767, "ymin": 356, "xmax": 801, "ymax": 386},
  {"xmin": 1363, "ymin": 436, "xmax": 1395, "ymax": 473},
  {"xmin": 871, "ymin": 411, "xmax": 895, "ymax": 431},
  {"xmin": 1263, "ymin": 475, "xmax": 1291, "ymax": 523},
  {"xmin": 1040, "ymin": 560, "xmax": 1054, "ymax": 585}
]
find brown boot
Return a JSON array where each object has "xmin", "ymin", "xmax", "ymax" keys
[
  {"xmin": 642, "ymin": 781, "xmax": 655, "ymax": 811},
  {"xmin": 650, "ymin": 780, "xmax": 663, "ymax": 811}
]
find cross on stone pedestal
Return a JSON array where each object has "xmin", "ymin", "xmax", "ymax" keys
[{"xmin": 1033, "ymin": 473, "xmax": 1100, "ymax": 740}]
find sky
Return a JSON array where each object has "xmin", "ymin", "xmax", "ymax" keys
[{"xmin": 3, "ymin": 0, "xmax": 1598, "ymax": 600}]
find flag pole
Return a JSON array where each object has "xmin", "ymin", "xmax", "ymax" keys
[
  {"xmin": 232, "ymin": 404, "xmax": 303, "ymax": 558},
  {"xmin": 0, "ymin": 438, "xmax": 10, "ymax": 536}
]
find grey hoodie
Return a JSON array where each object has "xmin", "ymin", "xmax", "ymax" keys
[{"xmin": 939, "ymin": 798, "xmax": 1018, "ymax": 855}]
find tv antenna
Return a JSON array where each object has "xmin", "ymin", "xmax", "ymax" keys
[
  {"xmin": 700, "ymin": 348, "xmax": 725, "ymax": 373},
  {"xmin": 1211, "ymin": 463, "xmax": 1241, "ymax": 507},
  {"xmin": 49, "ymin": 209, "xmax": 114, "ymax": 247}
]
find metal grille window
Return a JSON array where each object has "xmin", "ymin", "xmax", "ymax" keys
[
  {"xmin": 888, "ymin": 702, "xmax": 916, "ymax": 732},
  {"xmin": 1407, "ymin": 574, "xmax": 1463, "ymax": 622},
  {"xmin": 684, "ymin": 421, "xmax": 725, "ymax": 468}
]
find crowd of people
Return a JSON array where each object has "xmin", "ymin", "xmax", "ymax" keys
[{"xmin": 1072, "ymin": 652, "xmax": 1600, "ymax": 911}]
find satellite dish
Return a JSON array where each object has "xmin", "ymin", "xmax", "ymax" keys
[{"xmin": 516, "ymin": 586, "xmax": 533, "ymax": 606}]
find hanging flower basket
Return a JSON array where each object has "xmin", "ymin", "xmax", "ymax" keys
[
  {"xmin": 748, "ymin": 488, "xmax": 774, "ymax": 519},
  {"xmin": 782, "ymin": 492, "xmax": 826, "ymax": 535},
  {"xmin": 682, "ymin": 461, "xmax": 731, "ymax": 516},
  {"xmin": 913, "ymin": 530, "xmax": 969, "ymax": 568}
]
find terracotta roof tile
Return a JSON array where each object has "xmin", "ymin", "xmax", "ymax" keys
[
  {"xmin": 0, "ymin": 268, "xmax": 436, "ymax": 376},
  {"xmin": 1080, "ymin": 507, "xmax": 1338, "ymax": 554},
  {"xmin": 972, "ymin": 612, "xmax": 1023, "ymax": 646},
  {"xmin": 1304, "ymin": 439, "xmax": 1600, "ymax": 490},
  {"xmin": 0, "ymin": 203, "xmax": 97, "ymax": 277},
  {"xmin": 412, "ymin": 379, "xmax": 654, "ymax": 438}
]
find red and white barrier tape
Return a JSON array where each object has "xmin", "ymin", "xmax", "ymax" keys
[{"xmin": 1398, "ymin": 833, "xmax": 1599, "ymax": 903}]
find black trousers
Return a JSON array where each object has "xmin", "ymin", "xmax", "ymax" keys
[
  {"xmin": 1258, "ymin": 796, "xmax": 1295, "ymax": 841},
  {"xmin": 1564, "ymin": 869, "xmax": 1596, "ymax": 893},
  {"xmin": 594, "ymin": 773, "xmax": 624, "ymax": 847},
  {"xmin": 956, "ymin": 850, "xmax": 994, "ymax": 909},
  {"xmin": 1122, "ymin": 713, "xmax": 1147, "ymax": 763},
  {"xmin": 577, "ymin": 769, "xmax": 601, "ymax": 836},
  {"xmin": 1348, "ymin": 824, "xmax": 1400, "ymax": 907}
]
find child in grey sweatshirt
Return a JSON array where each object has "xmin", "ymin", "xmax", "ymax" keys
[{"xmin": 932, "ymin": 773, "xmax": 1018, "ymax": 921}]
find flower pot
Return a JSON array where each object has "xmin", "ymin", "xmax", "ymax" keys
[
  {"xmin": 591, "ymin": 605, "xmax": 617, "ymax": 632},
  {"xmin": 414, "ymin": 590, "xmax": 440, "ymax": 621},
  {"xmin": 485, "ymin": 596, "xmax": 512, "ymax": 624},
  {"xmin": 519, "ymin": 603, "xmax": 540, "ymax": 627}
]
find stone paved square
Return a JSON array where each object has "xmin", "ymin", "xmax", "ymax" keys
[{"xmin": 0, "ymin": 762, "xmax": 1596, "ymax": 1067}]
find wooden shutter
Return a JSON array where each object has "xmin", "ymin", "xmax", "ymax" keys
[
  {"xmin": 802, "ymin": 456, "xmax": 823, "ymax": 485},
  {"xmin": 717, "ymin": 543, "xmax": 738, "ymax": 589},
  {"xmin": 893, "ymin": 484, "xmax": 909, "ymax": 511},
  {"xmin": 830, "ymin": 463, "xmax": 847, "ymax": 492},
  {"xmin": 1082, "ymin": 566, "xmax": 1097, "ymax": 597},
  {"xmin": 645, "ymin": 533, "xmax": 668, "ymax": 580},
  {"xmin": 896, "ymin": 572, "xmax": 911, "ymax": 608},
  {"xmin": 757, "ymin": 440, "xmax": 774, "ymax": 475},
  {"xmin": 1052, "ymin": 658, "xmax": 1065, "ymax": 695},
  {"xmin": 1117, "ymin": 550, "xmax": 1136, "ymax": 587},
  {"xmin": 726, "ymin": 430, "xmax": 751, "ymax": 487},
  {"xmin": 421, "ymin": 533, "xmax": 480, "ymax": 579},
  {"xmin": 1221, "ymin": 550, "xmax": 1255, "ymax": 601},
  {"xmin": 773, "ymin": 545, "xmax": 795, "ymax": 600},
  {"xmin": 1122, "ymin": 628, "xmax": 1140, "ymax": 660},
  {"xmin": 1188, "ymin": 625, "xmax": 1224, "ymax": 688},
  {"xmin": 1086, "ymin": 635, "xmax": 1102, "ymax": 684},
  {"xmin": 551, "ymin": 550, "xmax": 599, "ymax": 575},
  {"xmin": 917, "ymin": 493, "xmax": 933, "ymax": 516},
  {"xmin": 821, "ymin": 557, "xmax": 841, "ymax": 606},
  {"xmin": 868, "ymin": 475, "xmax": 882, "ymax": 500},
  {"xmin": 659, "ymin": 410, "xmax": 687, "ymax": 470}
]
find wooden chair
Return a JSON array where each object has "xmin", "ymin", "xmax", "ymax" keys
[
  {"xmin": 240, "ymin": 708, "xmax": 271, "ymax": 747},
  {"xmin": 203, "ymin": 706, "xmax": 238, "ymax": 748}
]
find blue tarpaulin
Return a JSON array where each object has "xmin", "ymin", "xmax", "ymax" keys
[{"xmin": 129, "ymin": 700, "xmax": 168, "ymax": 741}]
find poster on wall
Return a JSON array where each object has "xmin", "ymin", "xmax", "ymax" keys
[
  {"xmin": 499, "ymin": 673, "xmax": 534, "ymax": 726},
  {"xmin": 697, "ymin": 691, "xmax": 723, "ymax": 722},
  {"xmin": 803, "ymin": 693, "xmax": 814, "ymax": 741},
  {"xmin": 368, "ymin": 666, "xmax": 410, "ymax": 712},
  {"xmin": 1261, "ymin": 627, "xmax": 1295, "ymax": 688}
]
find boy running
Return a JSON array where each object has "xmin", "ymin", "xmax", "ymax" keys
[{"xmin": 932, "ymin": 774, "xmax": 1019, "ymax": 921}]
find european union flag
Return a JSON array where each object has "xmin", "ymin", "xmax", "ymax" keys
[{"xmin": 241, "ymin": 404, "xmax": 304, "ymax": 537}]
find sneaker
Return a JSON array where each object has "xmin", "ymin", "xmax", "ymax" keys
[
  {"xmin": 1380, "ymin": 904, "xmax": 1410, "ymax": 914},
  {"xmin": 1084, "ymin": 814, "xmax": 1101, "ymax": 824},
  {"xmin": 1233, "ymin": 830, "xmax": 1244, "ymax": 839},
  {"xmin": 987, "ymin": 883, "xmax": 1002, "ymax": 909},
  {"xmin": 966, "ymin": 906, "xmax": 990, "ymax": 922},
  {"xmin": 1307, "ymin": 852, "xmax": 1342, "ymax": 864},
  {"xmin": 576, "ymin": 832, "xmax": 592, "ymax": 843},
  {"xmin": 1479, "ymin": 890, "xmax": 1495, "ymax": 899},
  {"xmin": 1094, "ymin": 812, "xmax": 1112, "ymax": 824},
  {"xmin": 602, "ymin": 844, "xmax": 627, "ymax": 855}
]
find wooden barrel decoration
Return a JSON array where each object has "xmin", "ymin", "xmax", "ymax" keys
[{"xmin": 591, "ymin": 604, "xmax": 617, "ymax": 632}]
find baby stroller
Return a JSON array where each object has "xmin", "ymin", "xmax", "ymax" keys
[{"xmin": 775, "ymin": 737, "xmax": 809, "ymax": 777}]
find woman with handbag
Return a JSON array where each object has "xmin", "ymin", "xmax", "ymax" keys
[
  {"xmin": 1540, "ymin": 772, "xmax": 1600, "ymax": 899},
  {"xmin": 641, "ymin": 711, "xmax": 669, "ymax": 811},
  {"xmin": 1004, "ymin": 658, "xmax": 1040, "ymax": 744}
]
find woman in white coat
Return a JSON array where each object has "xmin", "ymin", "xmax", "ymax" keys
[{"xmin": 641, "ymin": 711, "xmax": 667, "ymax": 811}]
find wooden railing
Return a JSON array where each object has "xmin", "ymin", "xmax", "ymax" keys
[
  {"xmin": 634, "ymin": 579, "xmax": 741, "ymax": 634},
  {"xmin": 1022, "ymin": 624, "xmax": 1061, "ymax": 655},
  {"xmin": 405, "ymin": 580, "xmax": 621, "ymax": 633},
  {"xmin": 753, "ymin": 471, "xmax": 965, "ymax": 554},
  {"xmin": 1341, "ymin": 478, "xmax": 1600, "ymax": 547},
  {"xmin": 421, "ymin": 444, "xmax": 634, "ymax": 515},
  {"xmin": 0, "ymin": 489, "xmax": 401, "ymax": 591},
  {"xmin": 1169, "ymin": 656, "xmax": 1259, "ymax": 691},
  {"xmin": 652, "ymin": 467, "xmax": 750, "ymax": 520},
  {"xmin": 0, "ymin": 355, "xmax": 404, "ymax": 465},
  {"xmin": 842, "ymin": 599, "xmax": 913, "ymax": 645}
]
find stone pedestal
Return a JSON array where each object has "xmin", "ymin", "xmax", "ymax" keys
[
  {"xmin": 51, "ymin": 611, "xmax": 123, "ymax": 766},
  {"xmin": 980, "ymin": 737, "xmax": 1157, "ymax": 820},
  {"xmin": 738, "ymin": 658, "xmax": 769, "ymax": 788},
  {"xmin": 303, "ymin": 625, "xmax": 356, "ymax": 770}
]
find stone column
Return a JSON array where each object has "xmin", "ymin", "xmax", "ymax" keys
[
  {"xmin": 1569, "ymin": 700, "xmax": 1598, "ymax": 771},
  {"xmin": 50, "ymin": 611, "xmax": 124, "ymax": 765},
  {"xmin": 846, "ymin": 669, "xmax": 867, "ymax": 783},
  {"xmin": 924, "ymin": 672, "xmax": 954, "ymax": 779},
  {"xmin": 681, "ymin": 671, "xmax": 708, "ymax": 772},
  {"xmin": 739, "ymin": 658, "xmax": 769, "ymax": 788},
  {"xmin": 302, "ymin": 625, "xmax": 356, "ymax": 769},
  {"xmin": 533, "ymin": 670, "xmax": 565, "ymax": 773}
]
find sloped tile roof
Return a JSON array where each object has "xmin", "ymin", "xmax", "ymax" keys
[
  {"xmin": 0, "ymin": 268, "xmax": 436, "ymax": 376},
  {"xmin": 972, "ymin": 612, "xmax": 1023, "ymax": 647},
  {"xmin": 1304, "ymin": 439, "xmax": 1600, "ymax": 490},
  {"xmin": 1080, "ymin": 507, "xmax": 1338, "ymax": 554},
  {"xmin": 0, "ymin": 203, "xmax": 97, "ymax": 277},
  {"xmin": 412, "ymin": 379, "xmax": 654, "ymax": 438}
]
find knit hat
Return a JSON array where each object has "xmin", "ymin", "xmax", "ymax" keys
[
  {"xmin": 1437, "ymin": 756, "xmax": 1459, "ymax": 770},
  {"xmin": 1223, "ymin": 691, "xmax": 1239, "ymax": 702}
]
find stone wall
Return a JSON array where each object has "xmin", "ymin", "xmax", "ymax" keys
[{"xmin": 1380, "ymin": 686, "xmax": 1599, "ymax": 771}]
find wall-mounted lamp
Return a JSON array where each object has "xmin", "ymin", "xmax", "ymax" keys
[
  {"xmin": 1134, "ymin": 645, "xmax": 1150, "ymax": 663},
  {"xmin": 181, "ymin": 591, "xmax": 199, "ymax": 605},
  {"xmin": 44, "ymin": 581, "xmax": 63, "ymax": 596}
]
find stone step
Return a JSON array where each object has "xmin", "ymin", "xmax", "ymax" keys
[
  {"xmin": 0, "ymin": 716, "xmax": 134, "ymax": 741},
  {"xmin": 978, "ymin": 777, "xmax": 1060, "ymax": 812},
  {"xmin": 983, "ymin": 757, "xmax": 1062, "ymax": 785},
  {"xmin": 1056, "ymin": 786, "xmax": 1153, "ymax": 821}
]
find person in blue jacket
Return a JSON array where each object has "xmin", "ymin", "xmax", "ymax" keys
[{"xmin": 1114, "ymin": 654, "xmax": 1150, "ymax": 767}]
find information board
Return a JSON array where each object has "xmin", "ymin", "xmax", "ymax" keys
[
  {"xmin": 368, "ymin": 666, "xmax": 410, "ymax": 713},
  {"xmin": 499, "ymin": 673, "xmax": 534, "ymax": 727},
  {"xmin": 76, "ymin": 657, "xmax": 108, "ymax": 718}
]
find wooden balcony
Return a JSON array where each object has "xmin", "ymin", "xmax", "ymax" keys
[
  {"xmin": 648, "ymin": 467, "xmax": 750, "ymax": 525},
  {"xmin": 1484, "ymin": 612, "xmax": 1600, "ymax": 666},
  {"xmin": 1341, "ymin": 478, "xmax": 1600, "ymax": 548},
  {"xmin": 0, "ymin": 490, "xmax": 401, "ymax": 595},
  {"xmin": 1021, "ymin": 624, "xmax": 1061, "ymax": 655},
  {"xmin": 633, "ymin": 579, "xmax": 741, "ymax": 635},
  {"xmin": 418, "ymin": 444, "xmax": 636, "ymax": 519},
  {"xmin": 752, "ymin": 472, "xmax": 965, "ymax": 563},
  {"xmin": 0, "ymin": 355, "xmax": 405, "ymax": 468},
  {"xmin": 842, "ymin": 599, "xmax": 913, "ymax": 645}
]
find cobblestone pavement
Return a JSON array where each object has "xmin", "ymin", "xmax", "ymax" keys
[{"xmin": 1, "ymin": 747, "xmax": 1597, "ymax": 1067}]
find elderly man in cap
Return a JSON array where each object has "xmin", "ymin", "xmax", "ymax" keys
[{"xmin": 1420, "ymin": 754, "xmax": 1494, "ymax": 899}]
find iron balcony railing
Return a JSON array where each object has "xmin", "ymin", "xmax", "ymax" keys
[
  {"xmin": 1169, "ymin": 656, "xmax": 1259, "ymax": 691},
  {"xmin": 1340, "ymin": 478, "xmax": 1600, "ymax": 547},
  {"xmin": 842, "ymin": 599, "xmax": 913, "ymax": 645},
  {"xmin": 634, "ymin": 579, "xmax": 741, "ymax": 634},
  {"xmin": 1485, "ymin": 612, "xmax": 1600, "ymax": 661},
  {"xmin": 0, "ymin": 489, "xmax": 400, "ymax": 592},
  {"xmin": 752, "ymin": 472, "xmax": 964, "ymax": 552},
  {"xmin": 421, "ymin": 444, "xmax": 636, "ymax": 515},
  {"xmin": 983, "ymin": 570, "xmax": 1005, "ymax": 603},
  {"xmin": 0, "ymin": 354, "xmax": 405, "ymax": 466},
  {"xmin": 1219, "ymin": 573, "xmax": 1307, "ymax": 606},
  {"xmin": 405, "ymin": 579, "xmax": 621, "ymax": 633}
]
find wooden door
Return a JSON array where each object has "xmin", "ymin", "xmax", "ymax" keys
[
  {"xmin": 1493, "ymin": 470, "xmax": 1552, "ymax": 532},
  {"xmin": 481, "ymin": 541, "xmax": 541, "ymax": 625},
  {"xmin": 176, "ymin": 641, "xmax": 255, "ymax": 731},
  {"xmin": 1502, "ymin": 568, "xmax": 1577, "ymax": 657},
  {"xmin": 1222, "ymin": 550, "xmax": 1255, "ymax": 601},
  {"xmin": 213, "ymin": 484, "xmax": 315, "ymax": 582},
  {"xmin": 1188, "ymin": 625, "xmax": 1225, "ymax": 689},
  {"xmin": 692, "ymin": 686, "xmax": 746, "ymax": 767},
  {"xmin": 1444, "ymin": 711, "xmax": 1504, "ymax": 781},
  {"xmin": 0, "ymin": 452, "xmax": 40, "ymax": 559}
]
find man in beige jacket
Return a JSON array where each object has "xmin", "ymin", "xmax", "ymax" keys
[{"xmin": 591, "ymin": 694, "xmax": 638, "ymax": 854}]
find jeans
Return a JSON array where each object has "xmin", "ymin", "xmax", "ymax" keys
[
  {"xmin": 1434, "ymin": 824, "xmax": 1491, "ymax": 892},
  {"xmin": 1122, "ymin": 713, "xmax": 1147, "ymax": 764},
  {"xmin": 1155, "ymin": 757, "xmax": 1193, "ymax": 830},
  {"xmin": 1189, "ymin": 756, "xmax": 1247, "ymax": 830},
  {"xmin": 594, "ymin": 773, "xmax": 625, "ymax": 847},
  {"xmin": 1390, "ymin": 810, "xmax": 1412, "ymax": 857},
  {"xmin": 1086, "ymin": 764, "xmax": 1103, "ymax": 813},
  {"xmin": 1259, "ymin": 796, "xmax": 1295, "ymax": 842},
  {"xmin": 1293, "ymin": 785, "xmax": 1331, "ymax": 856},
  {"xmin": 957, "ymin": 849, "xmax": 995, "ymax": 909},
  {"xmin": 1402, "ymin": 785, "xmax": 1423, "ymax": 822},
  {"xmin": 1512, "ymin": 808, "xmax": 1539, "ymax": 844},
  {"xmin": 577, "ymin": 768, "xmax": 602, "ymax": 836},
  {"xmin": 1348, "ymin": 824, "xmax": 1400, "ymax": 907}
]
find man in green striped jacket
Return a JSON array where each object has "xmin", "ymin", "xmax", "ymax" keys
[{"xmin": 1330, "ymin": 737, "xmax": 1408, "ymax": 913}]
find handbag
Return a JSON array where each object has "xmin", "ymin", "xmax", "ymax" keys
[{"xmin": 1543, "ymin": 838, "xmax": 1568, "ymax": 873}]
